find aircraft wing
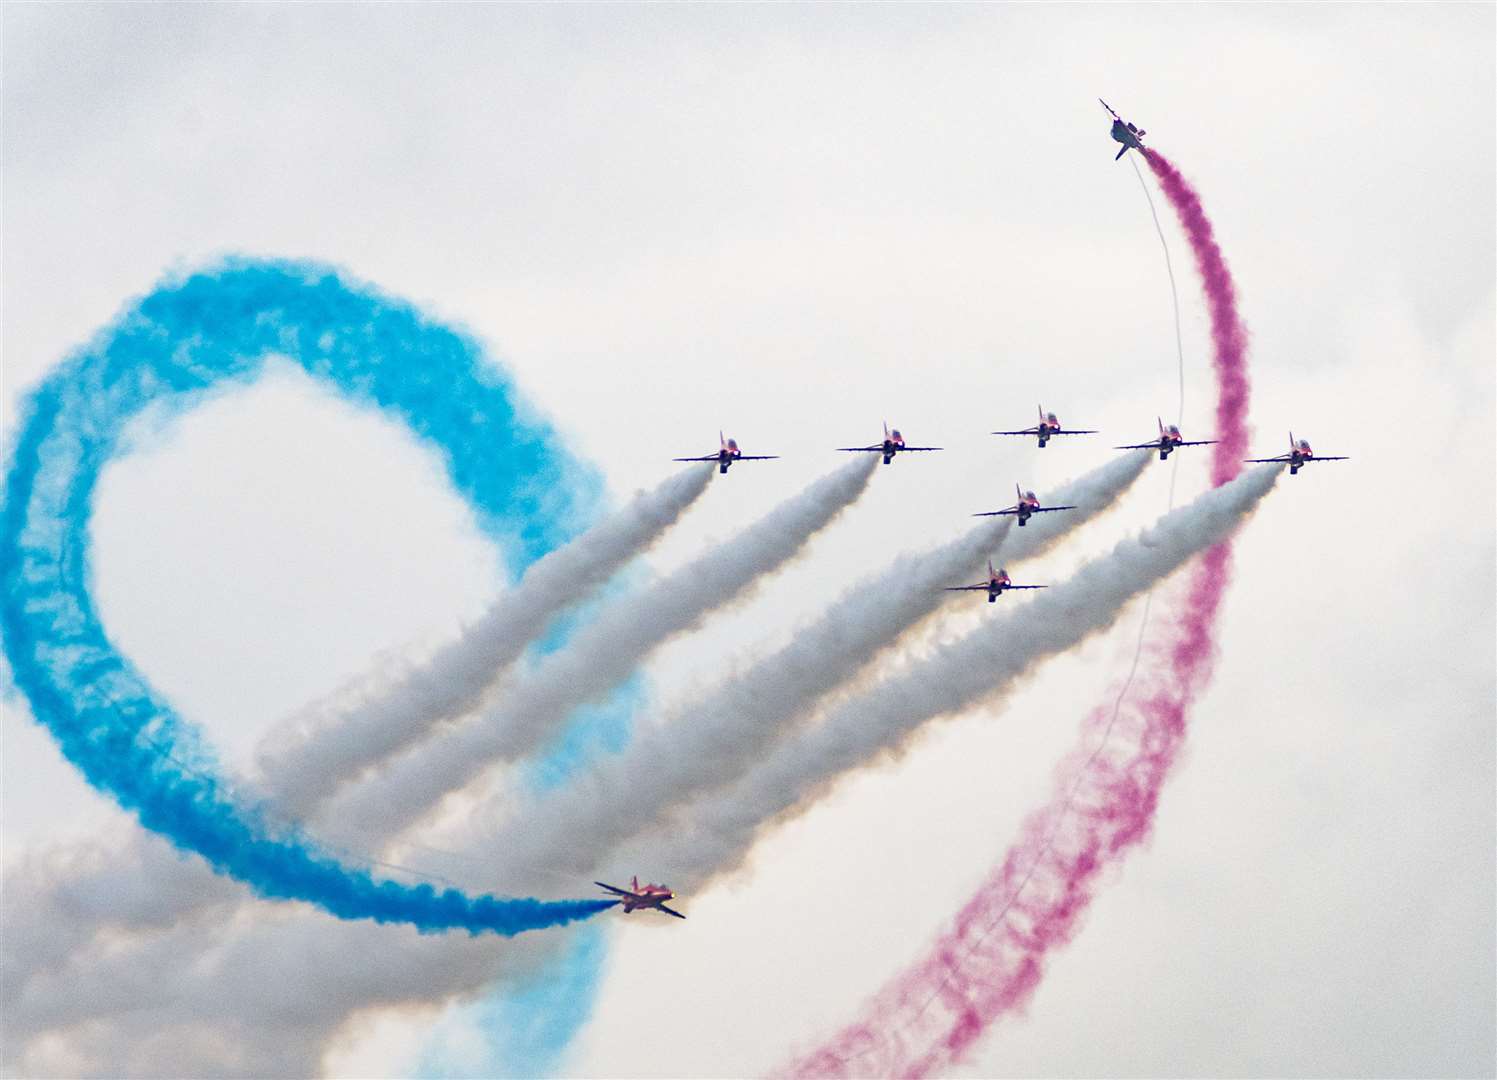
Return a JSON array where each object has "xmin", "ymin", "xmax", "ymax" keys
[
  {"xmin": 1055, "ymin": 429, "xmax": 1099, "ymax": 435},
  {"xmin": 1005, "ymin": 584, "xmax": 1047, "ymax": 590},
  {"xmin": 595, "ymin": 881, "xmax": 634, "ymax": 897},
  {"xmin": 836, "ymin": 445, "xmax": 883, "ymax": 452},
  {"xmin": 991, "ymin": 427, "xmax": 1041, "ymax": 436},
  {"xmin": 899, "ymin": 446, "xmax": 943, "ymax": 452},
  {"xmin": 1114, "ymin": 441, "xmax": 1160, "ymax": 450},
  {"xmin": 672, "ymin": 455, "xmax": 719, "ymax": 462},
  {"xmin": 734, "ymin": 455, "xmax": 780, "ymax": 461},
  {"xmin": 1031, "ymin": 505, "xmax": 1078, "ymax": 514},
  {"xmin": 1243, "ymin": 454, "xmax": 1291, "ymax": 464},
  {"xmin": 972, "ymin": 506, "xmax": 1020, "ymax": 518},
  {"xmin": 657, "ymin": 903, "xmax": 687, "ymax": 919},
  {"xmin": 1312, "ymin": 455, "xmax": 1350, "ymax": 462},
  {"xmin": 943, "ymin": 584, "xmax": 990, "ymax": 592},
  {"xmin": 1178, "ymin": 439, "xmax": 1219, "ymax": 447}
]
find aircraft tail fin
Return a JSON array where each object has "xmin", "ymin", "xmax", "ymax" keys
[{"xmin": 631, "ymin": 875, "xmax": 639, "ymax": 893}]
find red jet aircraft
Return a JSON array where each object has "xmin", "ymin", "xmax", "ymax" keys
[
  {"xmin": 1245, "ymin": 432, "xmax": 1349, "ymax": 476},
  {"xmin": 674, "ymin": 432, "xmax": 779, "ymax": 474},
  {"xmin": 1116, "ymin": 418, "xmax": 1218, "ymax": 461},
  {"xmin": 974, "ymin": 483, "xmax": 1077, "ymax": 527},
  {"xmin": 838, "ymin": 422, "xmax": 942, "ymax": 465},
  {"xmin": 945, "ymin": 559, "xmax": 1047, "ymax": 603},
  {"xmin": 596, "ymin": 876, "xmax": 686, "ymax": 919},
  {"xmin": 992, "ymin": 405, "xmax": 1098, "ymax": 448},
  {"xmin": 1100, "ymin": 98, "xmax": 1147, "ymax": 160}
]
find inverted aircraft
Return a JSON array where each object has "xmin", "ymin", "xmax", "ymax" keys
[
  {"xmin": 838, "ymin": 422, "xmax": 942, "ymax": 465},
  {"xmin": 674, "ymin": 432, "xmax": 779, "ymax": 474},
  {"xmin": 944, "ymin": 559, "xmax": 1047, "ymax": 603},
  {"xmin": 1245, "ymin": 432, "xmax": 1349, "ymax": 475},
  {"xmin": 1116, "ymin": 418, "xmax": 1218, "ymax": 461},
  {"xmin": 993, "ymin": 405, "xmax": 1098, "ymax": 448},
  {"xmin": 596, "ymin": 876, "xmax": 686, "ymax": 919},
  {"xmin": 1100, "ymin": 98, "xmax": 1147, "ymax": 160},
  {"xmin": 974, "ymin": 484, "xmax": 1077, "ymax": 527}
]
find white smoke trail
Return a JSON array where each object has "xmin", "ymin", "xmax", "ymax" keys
[
  {"xmin": 605, "ymin": 465, "xmax": 1281, "ymax": 890},
  {"xmin": 488, "ymin": 452, "xmax": 1151, "ymax": 884},
  {"xmin": 2, "ymin": 459, "xmax": 873, "ymax": 1015},
  {"xmin": 1, "ymin": 467, "xmax": 1276, "ymax": 1076},
  {"xmin": 3, "ymin": 897, "xmax": 540, "ymax": 1078},
  {"xmin": 256, "ymin": 466, "xmax": 713, "ymax": 818},
  {"xmin": 0, "ymin": 468, "xmax": 715, "ymax": 1010},
  {"xmin": 290, "ymin": 455, "xmax": 879, "ymax": 848},
  {"xmin": 1, "ymin": 459, "xmax": 878, "ymax": 1072}
]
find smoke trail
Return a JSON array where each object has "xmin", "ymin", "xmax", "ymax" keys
[
  {"xmin": 784, "ymin": 552, "xmax": 1237, "ymax": 1078},
  {"xmin": 491, "ymin": 452, "xmax": 1150, "ymax": 883},
  {"xmin": 783, "ymin": 146, "xmax": 1259, "ymax": 1077},
  {"xmin": 0, "ymin": 260, "xmax": 617, "ymax": 936},
  {"xmin": 611, "ymin": 467, "xmax": 1277, "ymax": 895},
  {"xmin": 1, "ymin": 471, "xmax": 1265, "ymax": 1077},
  {"xmin": 1146, "ymin": 151, "xmax": 1252, "ymax": 481},
  {"xmin": 319, "ymin": 455, "xmax": 879, "ymax": 848},
  {"xmin": 256, "ymin": 466, "xmax": 711, "ymax": 819},
  {"xmin": 0, "ymin": 453, "xmax": 1133, "ymax": 1062},
  {"xmin": 5, "ymin": 456, "xmax": 874, "ymax": 997},
  {"xmin": 415, "ymin": 925, "xmax": 609, "ymax": 1079}
]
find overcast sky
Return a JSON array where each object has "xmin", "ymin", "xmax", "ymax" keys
[{"xmin": 3, "ymin": 4, "xmax": 1493, "ymax": 1078}]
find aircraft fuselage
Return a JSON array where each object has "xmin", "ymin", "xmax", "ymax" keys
[
  {"xmin": 1111, "ymin": 119, "xmax": 1143, "ymax": 151},
  {"xmin": 622, "ymin": 894, "xmax": 670, "ymax": 913}
]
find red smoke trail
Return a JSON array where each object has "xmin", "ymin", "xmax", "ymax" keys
[{"xmin": 782, "ymin": 148, "xmax": 1252, "ymax": 1079}]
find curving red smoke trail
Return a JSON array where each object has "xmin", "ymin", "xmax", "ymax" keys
[{"xmin": 782, "ymin": 148, "xmax": 1253, "ymax": 1079}]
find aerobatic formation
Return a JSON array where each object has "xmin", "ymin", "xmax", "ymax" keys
[{"xmin": 0, "ymin": 102, "xmax": 1350, "ymax": 1076}]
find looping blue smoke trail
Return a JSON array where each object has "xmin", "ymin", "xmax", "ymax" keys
[{"xmin": 1, "ymin": 257, "xmax": 619, "ymax": 936}]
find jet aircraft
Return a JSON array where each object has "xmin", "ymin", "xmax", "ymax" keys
[
  {"xmin": 944, "ymin": 559, "xmax": 1047, "ymax": 603},
  {"xmin": 1100, "ymin": 98, "xmax": 1147, "ymax": 160},
  {"xmin": 1116, "ymin": 418, "xmax": 1218, "ymax": 461},
  {"xmin": 838, "ymin": 422, "xmax": 942, "ymax": 465},
  {"xmin": 674, "ymin": 432, "xmax": 779, "ymax": 474},
  {"xmin": 993, "ymin": 405, "xmax": 1098, "ymax": 448},
  {"xmin": 974, "ymin": 484, "xmax": 1077, "ymax": 527},
  {"xmin": 596, "ymin": 876, "xmax": 686, "ymax": 919},
  {"xmin": 1245, "ymin": 432, "xmax": 1349, "ymax": 475}
]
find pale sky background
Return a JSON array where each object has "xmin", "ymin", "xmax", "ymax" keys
[{"xmin": 3, "ymin": 4, "xmax": 1494, "ymax": 1078}]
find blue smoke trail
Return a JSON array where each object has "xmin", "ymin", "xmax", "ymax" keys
[
  {"xmin": 1, "ymin": 257, "xmax": 619, "ymax": 935},
  {"xmin": 418, "ymin": 925, "xmax": 610, "ymax": 1078}
]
